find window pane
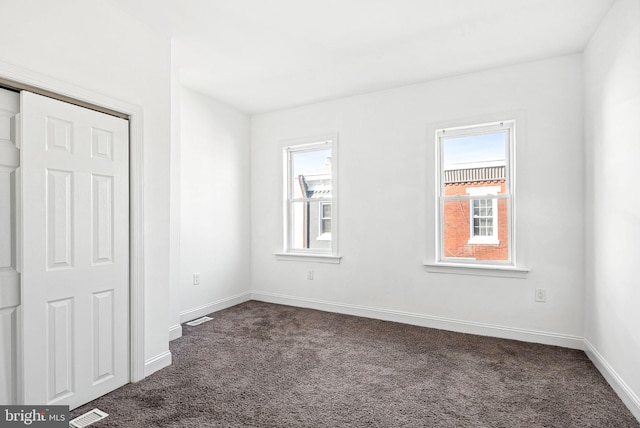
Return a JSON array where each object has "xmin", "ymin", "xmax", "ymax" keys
[
  {"xmin": 473, "ymin": 217, "xmax": 494, "ymax": 236},
  {"xmin": 322, "ymin": 203, "xmax": 332, "ymax": 218},
  {"xmin": 442, "ymin": 132, "xmax": 507, "ymax": 196},
  {"xmin": 291, "ymin": 149, "xmax": 332, "ymax": 198},
  {"xmin": 443, "ymin": 132, "xmax": 505, "ymax": 164},
  {"xmin": 290, "ymin": 200, "xmax": 331, "ymax": 250},
  {"xmin": 442, "ymin": 197, "xmax": 509, "ymax": 261}
]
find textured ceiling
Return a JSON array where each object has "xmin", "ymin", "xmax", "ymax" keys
[{"xmin": 109, "ymin": 0, "xmax": 614, "ymax": 113}]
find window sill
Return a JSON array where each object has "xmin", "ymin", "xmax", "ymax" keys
[
  {"xmin": 467, "ymin": 238, "xmax": 500, "ymax": 245},
  {"xmin": 275, "ymin": 253, "xmax": 342, "ymax": 264},
  {"xmin": 423, "ymin": 262, "xmax": 530, "ymax": 279}
]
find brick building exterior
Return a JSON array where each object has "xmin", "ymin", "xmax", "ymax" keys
[{"xmin": 442, "ymin": 162, "xmax": 508, "ymax": 261}]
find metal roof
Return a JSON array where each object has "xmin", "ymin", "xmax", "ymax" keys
[
  {"xmin": 300, "ymin": 174, "xmax": 332, "ymax": 198},
  {"xmin": 444, "ymin": 166, "xmax": 505, "ymax": 184}
]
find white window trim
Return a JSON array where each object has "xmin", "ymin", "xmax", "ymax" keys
[
  {"xmin": 423, "ymin": 262, "xmax": 530, "ymax": 278},
  {"xmin": 275, "ymin": 253, "xmax": 342, "ymax": 264},
  {"xmin": 436, "ymin": 120, "xmax": 514, "ymax": 267},
  {"xmin": 466, "ymin": 186, "xmax": 500, "ymax": 245},
  {"xmin": 278, "ymin": 134, "xmax": 339, "ymax": 261}
]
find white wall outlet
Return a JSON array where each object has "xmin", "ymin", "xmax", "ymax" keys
[
  {"xmin": 535, "ymin": 288, "xmax": 546, "ymax": 303},
  {"xmin": 307, "ymin": 270, "xmax": 314, "ymax": 280},
  {"xmin": 193, "ymin": 273, "xmax": 200, "ymax": 285}
]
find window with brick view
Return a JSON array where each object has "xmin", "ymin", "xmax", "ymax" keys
[{"xmin": 437, "ymin": 121, "xmax": 514, "ymax": 265}]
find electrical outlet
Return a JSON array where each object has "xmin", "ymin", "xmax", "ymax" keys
[
  {"xmin": 535, "ymin": 288, "xmax": 546, "ymax": 303},
  {"xmin": 193, "ymin": 273, "xmax": 200, "ymax": 285},
  {"xmin": 307, "ymin": 270, "xmax": 314, "ymax": 280}
]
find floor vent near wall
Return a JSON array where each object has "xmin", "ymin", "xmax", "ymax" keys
[
  {"xmin": 186, "ymin": 316, "xmax": 213, "ymax": 326},
  {"xmin": 69, "ymin": 408, "xmax": 108, "ymax": 428}
]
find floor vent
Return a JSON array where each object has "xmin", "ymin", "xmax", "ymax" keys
[
  {"xmin": 69, "ymin": 408, "xmax": 108, "ymax": 428},
  {"xmin": 186, "ymin": 316, "xmax": 213, "ymax": 326}
]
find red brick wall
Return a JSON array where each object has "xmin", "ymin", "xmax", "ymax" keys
[{"xmin": 442, "ymin": 180, "xmax": 508, "ymax": 261}]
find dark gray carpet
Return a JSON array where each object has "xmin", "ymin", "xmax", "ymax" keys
[{"xmin": 72, "ymin": 301, "xmax": 639, "ymax": 427}]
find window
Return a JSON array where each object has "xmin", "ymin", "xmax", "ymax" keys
[
  {"xmin": 437, "ymin": 121, "xmax": 514, "ymax": 265},
  {"xmin": 283, "ymin": 136, "xmax": 338, "ymax": 256},
  {"xmin": 472, "ymin": 199, "xmax": 495, "ymax": 238},
  {"xmin": 318, "ymin": 202, "xmax": 332, "ymax": 239},
  {"xmin": 467, "ymin": 186, "xmax": 500, "ymax": 245}
]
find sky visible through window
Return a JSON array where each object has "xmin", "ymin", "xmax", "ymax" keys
[
  {"xmin": 443, "ymin": 132, "xmax": 505, "ymax": 165},
  {"xmin": 292, "ymin": 148, "xmax": 331, "ymax": 177}
]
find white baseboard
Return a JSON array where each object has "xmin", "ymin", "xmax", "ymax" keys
[
  {"xmin": 251, "ymin": 291, "xmax": 584, "ymax": 350},
  {"xmin": 169, "ymin": 324, "xmax": 182, "ymax": 341},
  {"xmin": 180, "ymin": 291, "xmax": 251, "ymax": 324},
  {"xmin": 584, "ymin": 339, "xmax": 640, "ymax": 422},
  {"xmin": 144, "ymin": 350, "xmax": 172, "ymax": 378}
]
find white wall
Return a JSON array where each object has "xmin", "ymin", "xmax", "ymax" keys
[
  {"xmin": 179, "ymin": 88, "xmax": 251, "ymax": 321},
  {"xmin": 584, "ymin": 0, "xmax": 640, "ymax": 418},
  {"xmin": 251, "ymin": 55, "xmax": 585, "ymax": 346},
  {"xmin": 0, "ymin": 0, "xmax": 172, "ymax": 371},
  {"xmin": 169, "ymin": 42, "xmax": 183, "ymax": 340}
]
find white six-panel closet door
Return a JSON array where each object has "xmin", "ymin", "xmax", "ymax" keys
[{"xmin": 20, "ymin": 91, "xmax": 129, "ymax": 409}]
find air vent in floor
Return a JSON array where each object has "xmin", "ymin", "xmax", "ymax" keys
[
  {"xmin": 186, "ymin": 316, "xmax": 213, "ymax": 326},
  {"xmin": 69, "ymin": 408, "xmax": 108, "ymax": 428}
]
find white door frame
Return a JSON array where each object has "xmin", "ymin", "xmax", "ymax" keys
[{"xmin": 0, "ymin": 60, "xmax": 146, "ymax": 385}]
